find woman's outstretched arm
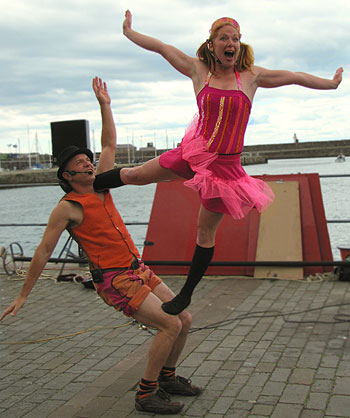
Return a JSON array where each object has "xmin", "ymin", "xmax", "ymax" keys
[
  {"xmin": 254, "ymin": 66, "xmax": 343, "ymax": 90},
  {"xmin": 122, "ymin": 10, "xmax": 199, "ymax": 79}
]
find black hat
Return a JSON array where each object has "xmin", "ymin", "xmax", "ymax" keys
[{"xmin": 57, "ymin": 146, "xmax": 94, "ymax": 180}]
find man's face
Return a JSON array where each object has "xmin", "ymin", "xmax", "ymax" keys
[
  {"xmin": 63, "ymin": 153, "xmax": 95, "ymax": 183},
  {"xmin": 67, "ymin": 154, "xmax": 94, "ymax": 172}
]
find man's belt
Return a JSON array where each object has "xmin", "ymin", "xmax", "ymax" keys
[{"xmin": 91, "ymin": 258, "xmax": 140, "ymax": 283}]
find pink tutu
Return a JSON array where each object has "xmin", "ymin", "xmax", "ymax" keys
[{"xmin": 159, "ymin": 115, "xmax": 274, "ymax": 219}]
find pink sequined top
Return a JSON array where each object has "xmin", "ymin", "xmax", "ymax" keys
[{"xmin": 196, "ymin": 69, "xmax": 252, "ymax": 154}]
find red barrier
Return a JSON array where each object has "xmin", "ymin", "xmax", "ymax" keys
[{"xmin": 142, "ymin": 173, "xmax": 332, "ymax": 278}]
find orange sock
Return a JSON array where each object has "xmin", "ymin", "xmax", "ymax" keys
[
  {"xmin": 136, "ymin": 378, "xmax": 159, "ymax": 399},
  {"xmin": 159, "ymin": 366, "xmax": 176, "ymax": 381}
]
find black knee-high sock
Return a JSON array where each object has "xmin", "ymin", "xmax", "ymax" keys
[
  {"xmin": 162, "ymin": 245, "xmax": 214, "ymax": 315},
  {"xmin": 180, "ymin": 245, "xmax": 215, "ymax": 297},
  {"xmin": 93, "ymin": 167, "xmax": 124, "ymax": 191}
]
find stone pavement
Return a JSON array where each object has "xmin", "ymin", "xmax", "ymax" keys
[{"xmin": 1, "ymin": 266, "xmax": 350, "ymax": 418}]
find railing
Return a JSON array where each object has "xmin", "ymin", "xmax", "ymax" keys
[
  {"xmin": 1, "ymin": 216, "xmax": 349, "ymax": 277},
  {"xmin": 1, "ymin": 174, "xmax": 349, "ymax": 276},
  {"xmin": 0, "ymin": 222, "xmax": 148, "ymax": 227}
]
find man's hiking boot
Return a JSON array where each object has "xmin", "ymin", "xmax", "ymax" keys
[
  {"xmin": 135, "ymin": 387, "xmax": 184, "ymax": 414},
  {"xmin": 159, "ymin": 375, "xmax": 202, "ymax": 396}
]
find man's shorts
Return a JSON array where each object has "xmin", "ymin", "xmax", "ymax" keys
[{"xmin": 92, "ymin": 261, "xmax": 162, "ymax": 317}]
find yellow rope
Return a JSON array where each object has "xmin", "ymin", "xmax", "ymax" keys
[
  {"xmin": 0, "ymin": 246, "xmax": 6, "ymax": 260},
  {"xmin": 5, "ymin": 268, "xmax": 91, "ymax": 284},
  {"xmin": 303, "ymin": 272, "xmax": 337, "ymax": 282},
  {"xmin": 6, "ymin": 268, "xmax": 57, "ymax": 282},
  {"xmin": 0, "ymin": 321, "xmax": 134, "ymax": 345}
]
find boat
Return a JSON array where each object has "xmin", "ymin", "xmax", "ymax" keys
[{"xmin": 335, "ymin": 153, "xmax": 346, "ymax": 162}]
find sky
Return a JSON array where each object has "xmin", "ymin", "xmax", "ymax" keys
[{"xmin": 0, "ymin": 0, "xmax": 349, "ymax": 155}]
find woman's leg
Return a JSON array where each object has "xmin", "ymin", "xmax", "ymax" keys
[
  {"xmin": 94, "ymin": 157, "xmax": 181, "ymax": 189},
  {"xmin": 196, "ymin": 205, "xmax": 224, "ymax": 247},
  {"xmin": 122, "ymin": 157, "xmax": 181, "ymax": 184},
  {"xmin": 162, "ymin": 206, "xmax": 224, "ymax": 315}
]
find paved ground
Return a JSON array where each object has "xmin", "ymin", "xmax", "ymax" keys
[{"xmin": 1, "ymin": 264, "xmax": 350, "ymax": 418}]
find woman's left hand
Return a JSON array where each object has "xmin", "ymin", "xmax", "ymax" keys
[{"xmin": 332, "ymin": 67, "xmax": 343, "ymax": 88}]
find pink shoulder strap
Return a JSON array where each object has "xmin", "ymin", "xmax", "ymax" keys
[
  {"xmin": 235, "ymin": 68, "xmax": 242, "ymax": 90},
  {"xmin": 205, "ymin": 72, "xmax": 212, "ymax": 86}
]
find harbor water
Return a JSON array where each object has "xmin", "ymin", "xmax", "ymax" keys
[{"xmin": 0, "ymin": 157, "xmax": 349, "ymax": 263}]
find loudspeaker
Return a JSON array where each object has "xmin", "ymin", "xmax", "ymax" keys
[{"xmin": 51, "ymin": 119, "xmax": 90, "ymax": 166}]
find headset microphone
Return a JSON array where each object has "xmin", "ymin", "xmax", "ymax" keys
[{"xmin": 66, "ymin": 170, "xmax": 93, "ymax": 176}]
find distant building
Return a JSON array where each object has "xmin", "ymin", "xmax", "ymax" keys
[
  {"xmin": 95, "ymin": 142, "xmax": 160, "ymax": 165},
  {"xmin": 115, "ymin": 144, "xmax": 137, "ymax": 164},
  {"xmin": 139, "ymin": 142, "xmax": 158, "ymax": 162},
  {"xmin": 0, "ymin": 152, "xmax": 51, "ymax": 170}
]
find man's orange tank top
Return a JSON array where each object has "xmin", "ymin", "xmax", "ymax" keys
[{"xmin": 62, "ymin": 190, "xmax": 140, "ymax": 270}]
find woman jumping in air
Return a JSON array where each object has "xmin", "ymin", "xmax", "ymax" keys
[{"xmin": 94, "ymin": 10, "xmax": 343, "ymax": 315}]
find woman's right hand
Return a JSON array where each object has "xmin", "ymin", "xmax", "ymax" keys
[
  {"xmin": 123, "ymin": 9, "xmax": 132, "ymax": 35},
  {"xmin": 120, "ymin": 9, "xmax": 199, "ymax": 83}
]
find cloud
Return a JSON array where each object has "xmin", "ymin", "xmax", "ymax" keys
[{"xmin": 0, "ymin": 0, "xmax": 348, "ymax": 154}]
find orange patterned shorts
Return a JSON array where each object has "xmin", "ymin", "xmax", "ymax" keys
[{"xmin": 93, "ymin": 262, "xmax": 162, "ymax": 317}]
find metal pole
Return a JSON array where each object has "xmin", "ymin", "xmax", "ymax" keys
[
  {"xmin": 10, "ymin": 257, "xmax": 350, "ymax": 268},
  {"xmin": 27, "ymin": 124, "xmax": 31, "ymax": 169},
  {"xmin": 141, "ymin": 260, "xmax": 349, "ymax": 267}
]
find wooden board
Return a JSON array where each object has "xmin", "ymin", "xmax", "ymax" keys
[
  {"xmin": 254, "ymin": 181, "xmax": 303, "ymax": 280},
  {"xmin": 258, "ymin": 173, "xmax": 333, "ymax": 275}
]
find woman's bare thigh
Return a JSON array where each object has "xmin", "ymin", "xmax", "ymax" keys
[{"xmin": 121, "ymin": 157, "xmax": 182, "ymax": 184}]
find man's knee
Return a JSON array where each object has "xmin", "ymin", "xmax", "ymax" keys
[
  {"xmin": 164, "ymin": 315, "xmax": 183, "ymax": 339},
  {"xmin": 179, "ymin": 310, "xmax": 192, "ymax": 332}
]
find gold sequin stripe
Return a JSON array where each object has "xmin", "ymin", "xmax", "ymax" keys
[
  {"xmin": 206, "ymin": 96, "xmax": 225, "ymax": 150},
  {"xmin": 224, "ymin": 95, "xmax": 243, "ymax": 154},
  {"xmin": 213, "ymin": 96, "xmax": 233, "ymax": 153}
]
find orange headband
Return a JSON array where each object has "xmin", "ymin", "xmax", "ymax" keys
[{"xmin": 210, "ymin": 17, "xmax": 240, "ymax": 35}]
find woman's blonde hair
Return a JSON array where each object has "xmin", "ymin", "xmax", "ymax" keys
[{"xmin": 196, "ymin": 22, "xmax": 255, "ymax": 73}]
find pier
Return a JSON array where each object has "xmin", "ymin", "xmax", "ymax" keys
[
  {"xmin": 0, "ymin": 155, "xmax": 267, "ymax": 187},
  {"xmin": 243, "ymin": 139, "xmax": 350, "ymax": 160},
  {"xmin": 1, "ymin": 266, "xmax": 350, "ymax": 418}
]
